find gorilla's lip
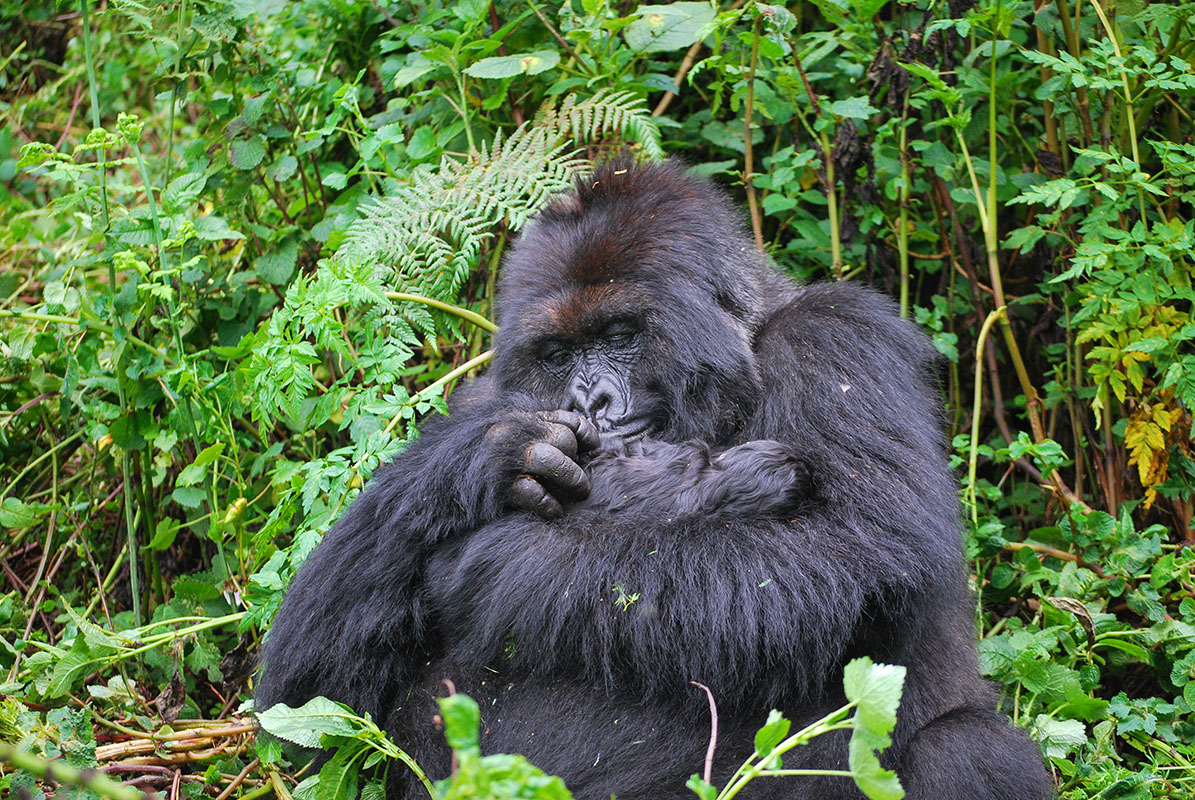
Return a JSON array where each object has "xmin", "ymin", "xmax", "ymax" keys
[{"xmin": 602, "ymin": 417, "xmax": 653, "ymax": 442}]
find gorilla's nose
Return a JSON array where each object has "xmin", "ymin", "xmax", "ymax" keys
[{"xmin": 567, "ymin": 382, "xmax": 616, "ymax": 427}]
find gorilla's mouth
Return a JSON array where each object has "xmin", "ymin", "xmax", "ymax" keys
[{"xmin": 592, "ymin": 415, "xmax": 654, "ymax": 456}]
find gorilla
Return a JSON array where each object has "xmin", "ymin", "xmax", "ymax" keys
[{"xmin": 256, "ymin": 160, "xmax": 1052, "ymax": 800}]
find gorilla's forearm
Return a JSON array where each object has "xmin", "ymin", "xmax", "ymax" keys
[
  {"xmin": 428, "ymin": 479, "xmax": 943, "ymax": 703},
  {"xmin": 579, "ymin": 439, "xmax": 811, "ymax": 518},
  {"xmin": 254, "ymin": 395, "xmax": 531, "ymax": 717}
]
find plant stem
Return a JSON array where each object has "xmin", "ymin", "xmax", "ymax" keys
[
  {"xmin": 81, "ymin": 0, "xmax": 143, "ymax": 624},
  {"xmin": 897, "ymin": 106, "xmax": 911, "ymax": 317},
  {"xmin": 385, "ymin": 292, "xmax": 496, "ymax": 331},
  {"xmin": 968, "ymin": 307, "xmax": 1007, "ymax": 523},
  {"xmin": 1089, "ymin": 0, "xmax": 1147, "ymax": 221},
  {"xmin": 743, "ymin": 16, "xmax": 765, "ymax": 253}
]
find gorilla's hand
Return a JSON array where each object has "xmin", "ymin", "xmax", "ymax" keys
[
  {"xmin": 580, "ymin": 439, "xmax": 811, "ymax": 518},
  {"xmin": 486, "ymin": 409, "xmax": 601, "ymax": 519},
  {"xmin": 709, "ymin": 440, "xmax": 812, "ymax": 515}
]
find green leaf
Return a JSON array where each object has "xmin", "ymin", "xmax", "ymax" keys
[
  {"xmin": 685, "ymin": 775, "xmax": 717, "ymax": 800},
  {"xmin": 844, "ymin": 658, "xmax": 906, "ymax": 799},
  {"xmin": 464, "ymin": 50, "xmax": 561, "ymax": 79},
  {"xmin": 844, "ymin": 657, "xmax": 905, "ymax": 734},
  {"xmin": 829, "ymin": 96, "xmax": 879, "ymax": 120},
  {"xmin": 625, "ymin": 2, "xmax": 716, "ymax": 53},
  {"xmin": 438, "ymin": 694, "xmax": 482, "ymax": 754},
  {"xmin": 753, "ymin": 709, "xmax": 791, "ymax": 758},
  {"xmin": 299, "ymin": 745, "xmax": 361, "ymax": 800},
  {"xmin": 407, "ymin": 126, "xmax": 439, "ymax": 161},
  {"xmin": 268, "ymin": 154, "xmax": 298, "ymax": 182},
  {"xmin": 256, "ymin": 238, "xmax": 299, "ymax": 285},
  {"xmin": 46, "ymin": 637, "xmax": 97, "ymax": 699},
  {"xmin": 1030, "ymin": 714, "xmax": 1088, "ymax": 759},
  {"xmin": 230, "ymin": 136, "xmax": 267, "ymax": 170},
  {"xmin": 177, "ymin": 443, "xmax": 225, "ymax": 487},
  {"xmin": 256, "ymin": 696, "xmax": 364, "ymax": 748},
  {"xmin": 0, "ymin": 497, "xmax": 39, "ymax": 528}
]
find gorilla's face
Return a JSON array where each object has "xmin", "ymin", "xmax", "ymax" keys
[
  {"xmin": 539, "ymin": 318, "xmax": 647, "ymax": 434},
  {"xmin": 492, "ymin": 161, "xmax": 785, "ymax": 445}
]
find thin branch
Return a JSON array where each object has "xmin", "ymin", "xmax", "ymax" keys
[{"xmin": 691, "ymin": 681, "xmax": 719, "ymax": 785}]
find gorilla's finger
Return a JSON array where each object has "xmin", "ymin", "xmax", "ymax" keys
[
  {"xmin": 539, "ymin": 410, "xmax": 601, "ymax": 452},
  {"xmin": 525, "ymin": 441, "xmax": 590, "ymax": 497},
  {"xmin": 541, "ymin": 422, "xmax": 580, "ymax": 459},
  {"xmin": 511, "ymin": 476, "xmax": 563, "ymax": 519}
]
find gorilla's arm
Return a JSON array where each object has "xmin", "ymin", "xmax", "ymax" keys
[
  {"xmin": 255, "ymin": 385, "xmax": 594, "ymax": 719},
  {"xmin": 428, "ymin": 283, "xmax": 960, "ymax": 702},
  {"xmin": 579, "ymin": 439, "xmax": 811, "ymax": 518}
]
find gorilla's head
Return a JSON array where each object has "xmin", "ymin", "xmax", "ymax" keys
[{"xmin": 492, "ymin": 160, "xmax": 796, "ymax": 445}]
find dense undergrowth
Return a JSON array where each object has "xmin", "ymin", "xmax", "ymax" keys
[{"xmin": 1, "ymin": 0, "xmax": 1193, "ymax": 798}]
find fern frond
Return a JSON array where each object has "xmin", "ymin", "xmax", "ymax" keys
[
  {"xmin": 537, "ymin": 88, "xmax": 664, "ymax": 160},
  {"xmin": 338, "ymin": 125, "xmax": 584, "ymax": 299}
]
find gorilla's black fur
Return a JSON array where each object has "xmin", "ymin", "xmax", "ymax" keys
[{"xmin": 256, "ymin": 161, "xmax": 1052, "ymax": 800}]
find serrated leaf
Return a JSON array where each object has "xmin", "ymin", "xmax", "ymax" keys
[
  {"xmin": 256, "ymin": 696, "xmax": 363, "ymax": 748},
  {"xmin": 438, "ymin": 694, "xmax": 481, "ymax": 754},
  {"xmin": 844, "ymin": 657, "xmax": 905, "ymax": 734},
  {"xmin": 753, "ymin": 709, "xmax": 791, "ymax": 757},
  {"xmin": 0, "ymin": 497, "xmax": 39, "ymax": 528},
  {"xmin": 829, "ymin": 96, "xmax": 879, "ymax": 120},
  {"xmin": 268, "ymin": 154, "xmax": 298, "ymax": 182},
  {"xmin": 230, "ymin": 136, "xmax": 267, "ymax": 170},
  {"xmin": 46, "ymin": 637, "xmax": 96, "ymax": 698},
  {"xmin": 625, "ymin": 2, "xmax": 716, "ymax": 53},
  {"xmin": 256, "ymin": 239, "xmax": 299, "ymax": 285}
]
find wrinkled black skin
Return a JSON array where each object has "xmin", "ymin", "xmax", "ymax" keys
[{"xmin": 256, "ymin": 162, "xmax": 1052, "ymax": 800}]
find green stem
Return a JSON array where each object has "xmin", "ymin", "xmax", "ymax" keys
[
  {"xmin": 819, "ymin": 127, "xmax": 842, "ymax": 278},
  {"xmin": 968, "ymin": 307, "xmax": 1006, "ymax": 524},
  {"xmin": 384, "ymin": 349, "xmax": 495, "ymax": 435},
  {"xmin": 897, "ymin": 107, "xmax": 911, "ymax": 317},
  {"xmin": 384, "ymin": 292, "xmax": 496, "ymax": 332},
  {"xmin": 743, "ymin": 16, "xmax": 765, "ymax": 253},
  {"xmin": 81, "ymin": 0, "xmax": 142, "ymax": 624},
  {"xmin": 0, "ymin": 310, "xmax": 173, "ymax": 362},
  {"xmin": 1089, "ymin": 0, "xmax": 1147, "ymax": 221}
]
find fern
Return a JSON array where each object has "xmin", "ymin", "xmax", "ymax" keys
[
  {"xmin": 337, "ymin": 90, "xmax": 662, "ymax": 300},
  {"xmin": 338, "ymin": 125, "xmax": 584, "ymax": 300},
  {"xmin": 537, "ymin": 88, "xmax": 664, "ymax": 160}
]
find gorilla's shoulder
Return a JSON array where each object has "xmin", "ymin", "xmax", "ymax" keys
[{"xmin": 759, "ymin": 280, "xmax": 940, "ymax": 369}]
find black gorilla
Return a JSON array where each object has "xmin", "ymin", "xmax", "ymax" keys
[{"xmin": 256, "ymin": 161, "xmax": 1052, "ymax": 800}]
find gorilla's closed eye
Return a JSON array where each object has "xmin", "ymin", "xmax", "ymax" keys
[
  {"xmin": 601, "ymin": 321, "xmax": 638, "ymax": 347},
  {"xmin": 541, "ymin": 342, "xmax": 572, "ymax": 368}
]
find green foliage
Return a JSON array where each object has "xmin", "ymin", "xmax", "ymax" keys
[
  {"xmin": 2, "ymin": 0, "xmax": 1194, "ymax": 797},
  {"xmin": 687, "ymin": 657, "xmax": 906, "ymax": 800}
]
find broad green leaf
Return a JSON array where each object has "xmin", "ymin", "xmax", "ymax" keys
[
  {"xmin": 843, "ymin": 657, "xmax": 905, "ymax": 734},
  {"xmin": 256, "ymin": 696, "xmax": 363, "ymax": 748},
  {"xmin": 1030, "ymin": 714, "xmax": 1088, "ymax": 759},
  {"xmin": 177, "ymin": 443, "xmax": 225, "ymax": 487},
  {"xmin": 464, "ymin": 50, "xmax": 560, "ymax": 79},
  {"xmin": 624, "ymin": 3, "xmax": 716, "ymax": 53},
  {"xmin": 438, "ymin": 694, "xmax": 482, "ymax": 753},
  {"xmin": 46, "ymin": 637, "xmax": 97, "ymax": 698},
  {"xmin": 255, "ymin": 238, "xmax": 299, "ymax": 285},
  {"xmin": 230, "ymin": 136, "xmax": 267, "ymax": 170},
  {"xmin": 829, "ymin": 96, "xmax": 879, "ymax": 120},
  {"xmin": 0, "ymin": 497, "xmax": 38, "ymax": 528},
  {"xmin": 753, "ymin": 709, "xmax": 791, "ymax": 758}
]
